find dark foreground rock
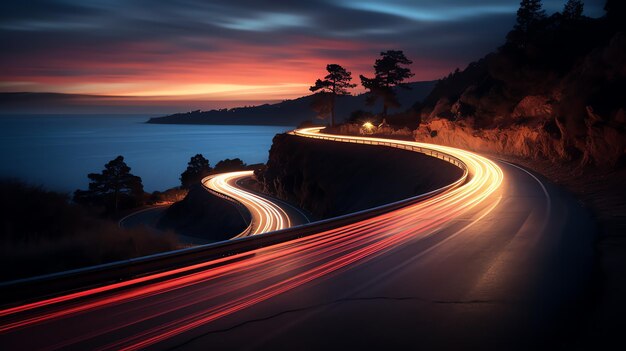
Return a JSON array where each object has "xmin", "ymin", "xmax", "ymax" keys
[
  {"xmin": 256, "ymin": 133, "xmax": 464, "ymax": 219},
  {"xmin": 158, "ymin": 184, "xmax": 247, "ymax": 242}
]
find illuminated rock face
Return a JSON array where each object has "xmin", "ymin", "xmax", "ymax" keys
[
  {"xmin": 415, "ymin": 118, "xmax": 568, "ymax": 161},
  {"xmin": 582, "ymin": 107, "xmax": 626, "ymax": 167},
  {"xmin": 415, "ymin": 109, "xmax": 626, "ymax": 168},
  {"xmin": 511, "ymin": 95, "xmax": 554, "ymax": 121}
]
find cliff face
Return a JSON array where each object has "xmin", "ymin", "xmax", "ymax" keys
[{"xmin": 256, "ymin": 134, "xmax": 463, "ymax": 219}]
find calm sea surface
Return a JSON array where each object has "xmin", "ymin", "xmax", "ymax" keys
[{"xmin": 0, "ymin": 115, "xmax": 290, "ymax": 192}]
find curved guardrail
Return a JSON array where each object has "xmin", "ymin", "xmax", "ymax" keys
[
  {"xmin": 0, "ymin": 130, "xmax": 470, "ymax": 305},
  {"xmin": 291, "ymin": 130, "xmax": 468, "ymax": 173}
]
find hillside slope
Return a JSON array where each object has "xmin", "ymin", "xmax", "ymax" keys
[
  {"xmin": 415, "ymin": 12, "xmax": 625, "ymax": 167},
  {"xmin": 147, "ymin": 81, "xmax": 435, "ymax": 126}
]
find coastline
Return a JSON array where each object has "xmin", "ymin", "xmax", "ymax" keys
[{"xmin": 0, "ymin": 115, "xmax": 289, "ymax": 192}]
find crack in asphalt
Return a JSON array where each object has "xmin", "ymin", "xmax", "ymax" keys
[{"xmin": 168, "ymin": 296, "xmax": 502, "ymax": 350}]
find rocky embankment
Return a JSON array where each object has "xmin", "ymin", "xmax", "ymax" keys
[
  {"xmin": 414, "ymin": 31, "xmax": 626, "ymax": 168},
  {"xmin": 256, "ymin": 133, "xmax": 464, "ymax": 219},
  {"xmin": 157, "ymin": 184, "xmax": 247, "ymax": 242},
  {"xmin": 413, "ymin": 111, "xmax": 625, "ymax": 168}
]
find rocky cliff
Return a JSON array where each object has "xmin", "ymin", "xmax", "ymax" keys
[{"xmin": 256, "ymin": 134, "xmax": 463, "ymax": 219}]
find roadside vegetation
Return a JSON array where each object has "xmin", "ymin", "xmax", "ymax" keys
[
  {"xmin": 0, "ymin": 180, "xmax": 178, "ymax": 281},
  {"xmin": 180, "ymin": 154, "xmax": 213, "ymax": 189},
  {"xmin": 0, "ymin": 153, "xmax": 256, "ymax": 281},
  {"xmin": 180, "ymin": 154, "xmax": 249, "ymax": 188},
  {"xmin": 74, "ymin": 155, "xmax": 145, "ymax": 214},
  {"xmin": 70, "ymin": 154, "xmax": 252, "ymax": 217}
]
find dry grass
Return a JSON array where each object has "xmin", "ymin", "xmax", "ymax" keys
[{"xmin": 0, "ymin": 180, "xmax": 179, "ymax": 281}]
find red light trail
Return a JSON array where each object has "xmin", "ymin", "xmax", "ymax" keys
[{"xmin": 0, "ymin": 128, "xmax": 503, "ymax": 350}]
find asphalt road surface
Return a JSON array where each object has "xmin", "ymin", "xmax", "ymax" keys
[{"xmin": 0, "ymin": 129, "xmax": 594, "ymax": 350}]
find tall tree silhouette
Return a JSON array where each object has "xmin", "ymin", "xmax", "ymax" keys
[
  {"xmin": 605, "ymin": 0, "xmax": 626, "ymax": 29},
  {"xmin": 309, "ymin": 64, "xmax": 356, "ymax": 127},
  {"xmin": 563, "ymin": 0, "xmax": 584, "ymax": 20},
  {"xmin": 180, "ymin": 154, "xmax": 212, "ymax": 189},
  {"xmin": 360, "ymin": 50, "xmax": 414, "ymax": 117},
  {"xmin": 515, "ymin": 0, "xmax": 546, "ymax": 32},
  {"xmin": 74, "ymin": 156, "xmax": 144, "ymax": 213}
]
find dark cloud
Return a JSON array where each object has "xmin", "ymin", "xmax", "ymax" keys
[{"xmin": 0, "ymin": 0, "xmax": 608, "ymax": 95}]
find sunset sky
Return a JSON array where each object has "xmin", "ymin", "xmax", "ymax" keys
[{"xmin": 1, "ymin": 0, "xmax": 605, "ymax": 102}]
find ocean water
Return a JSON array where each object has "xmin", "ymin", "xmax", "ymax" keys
[{"xmin": 0, "ymin": 115, "xmax": 291, "ymax": 192}]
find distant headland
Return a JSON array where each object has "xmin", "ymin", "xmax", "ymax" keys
[{"xmin": 146, "ymin": 81, "xmax": 436, "ymax": 126}]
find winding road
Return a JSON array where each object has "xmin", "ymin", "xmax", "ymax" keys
[
  {"xmin": 202, "ymin": 171, "xmax": 309, "ymax": 237},
  {"xmin": 0, "ymin": 128, "xmax": 594, "ymax": 350},
  {"xmin": 120, "ymin": 170, "xmax": 309, "ymax": 242}
]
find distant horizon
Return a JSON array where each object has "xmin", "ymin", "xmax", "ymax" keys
[
  {"xmin": 0, "ymin": 79, "xmax": 435, "ymax": 114},
  {"xmin": 1, "ymin": 0, "xmax": 605, "ymax": 101},
  {"xmin": 0, "ymin": 92, "xmax": 283, "ymax": 115}
]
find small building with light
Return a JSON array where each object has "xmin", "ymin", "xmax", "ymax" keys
[{"xmin": 360, "ymin": 122, "xmax": 375, "ymax": 134}]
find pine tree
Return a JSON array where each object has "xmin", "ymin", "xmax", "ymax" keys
[
  {"xmin": 214, "ymin": 158, "xmax": 246, "ymax": 173},
  {"xmin": 360, "ymin": 50, "xmax": 414, "ymax": 117},
  {"xmin": 515, "ymin": 0, "xmax": 546, "ymax": 32},
  {"xmin": 180, "ymin": 154, "xmax": 212, "ymax": 189},
  {"xmin": 74, "ymin": 156, "xmax": 144, "ymax": 213},
  {"xmin": 563, "ymin": 0, "xmax": 584, "ymax": 20},
  {"xmin": 309, "ymin": 64, "xmax": 356, "ymax": 127},
  {"xmin": 604, "ymin": 0, "xmax": 626, "ymax": 29}
]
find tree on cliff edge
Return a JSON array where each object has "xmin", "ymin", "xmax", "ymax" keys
[
  {"xmin": 360, "ymin": 50, "xmax": 414, "ymax": 118},
  {"xmin": 74, "ymin": 156, "xmax": 144, "ymax": 213},
  {"xmin": 214, "ymin": 158, "xmax": 247, "ymax": 173},
  {"xmin": 506, "ymin": 0, "xmax": 547, "ymax": 47},
  {"xmin": 309, "ymin": 64, "xmax": 356, "ymax": 127},
  {"xmin": 563, "ymin": 0, "xmax": 584, "ymax": 20},
  {"xmin": 605, "ymin": 0, "xmax": 626, "ymax": 29},
  {"xmin": 515, "ymin": 0, "xmax": 546, "ymax": 32},
  {"xmin": 181, "ymin": 154, "xmax": 212, "ymax": 189}
]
